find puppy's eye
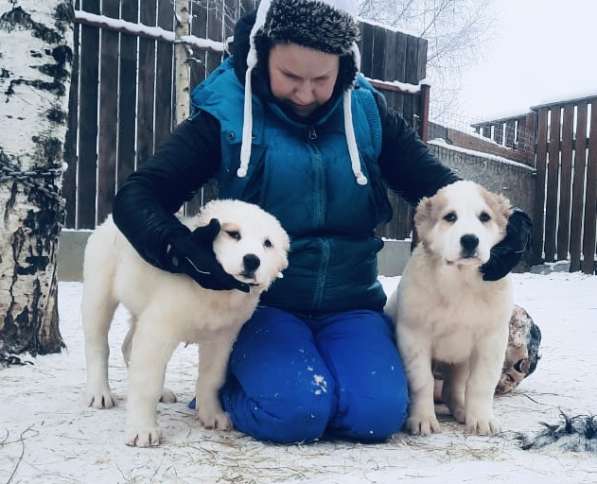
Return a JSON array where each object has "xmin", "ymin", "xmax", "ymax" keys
[
  {"xmin": 264, "ymin": 239, "xmax": 273, "ymax": 249},
  {"xmin": 479, "ymin": 211, "xmax": 491, "ymax": 223},
  {"xmin": 443, "ymin": 211, "xmax": 457, "ymax": 223},
  {"xmin": 226, "ymin": 230, "xmax": 241, "ymax": 241}
]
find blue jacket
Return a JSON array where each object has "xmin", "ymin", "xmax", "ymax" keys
[{"xmin": 191, "ymin": 58, "xmax": 392, "ymax": 313}]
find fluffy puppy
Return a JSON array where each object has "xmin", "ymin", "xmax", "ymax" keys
[
  {"xmin": 82, "ymin": 199, "xmax": 289, "ymax": 447},
  {"xmin": 385, "ymin": 181, "xmax": 513, "ymax": 435}
]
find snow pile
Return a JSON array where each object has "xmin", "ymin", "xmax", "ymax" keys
[{"xmin": 1, "ymin": 273, "xmax": 597, "ymax": 483}]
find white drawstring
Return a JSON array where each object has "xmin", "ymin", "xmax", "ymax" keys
[
  {"xmin": 343, "ymin": 90, "xmax": 367, "ymax": 185},
  {"xmin": 238, "ymin": 0, "xmax": 271, "ymax": 178}
]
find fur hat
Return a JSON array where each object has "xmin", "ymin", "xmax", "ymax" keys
[
  {"xmin": 255, "ymin": 0, "xmax": 359, "ymax": 55},
  {"xmin": 238, "ymin": 0, "xmax": 367, "ymax": 186}
]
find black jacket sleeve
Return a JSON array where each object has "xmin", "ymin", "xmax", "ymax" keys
[
  {"xmin": 112, "ymin": 110, "xmax": 222, "ymax": 269},
  {"xmin": 374, "ymin": 91, "xmax": 460, "ymax": 205}
]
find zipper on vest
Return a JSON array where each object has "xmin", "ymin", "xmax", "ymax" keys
[
  {"xmin": 308, "ymin": 126, "xmax": 318, "ymax": 142},
  {"xmin": 308, "ymin": 133, "xmax": 325, "ymax": 228},
  {"xmin": 312, "ymin": 237, "xmax": 330, "ymax": 310}
]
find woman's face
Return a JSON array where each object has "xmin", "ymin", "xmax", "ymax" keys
[{"xmin": 268, "ymin": 43, "xmax": 340, "ymax": 118}]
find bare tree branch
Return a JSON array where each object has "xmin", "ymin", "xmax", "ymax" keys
[{"xmin": 358, "ymin": 0, "xmax": 496, "ymax": 123}]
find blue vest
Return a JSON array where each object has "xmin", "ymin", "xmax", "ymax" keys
[{"xmin": 192, "ymin": 58, "xmax": 392, "ymax": 314}]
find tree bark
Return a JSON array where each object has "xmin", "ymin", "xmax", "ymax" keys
[
  {"xmin": 0, "ymin": 0, "xmax": 74, "ymax": 357},
  {"xmin": 175, "ymin": 0, "xmax": 191, "ymax": 124}
]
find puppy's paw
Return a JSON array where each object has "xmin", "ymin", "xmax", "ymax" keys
[
  {"xmin": 159, "ymin": 388, "xmax": 177, "ymax": 403},
  {"xmin": 126, "ymin": 425, "xmax": 161, "ymax": 447},
  {"xmin": 465, "ymin": 414, "xmax": 501, "ymax": 435},
  {"xmin": 406, "ymin": 414, "xmax": 441, "ymax": 435},
  {"xmin": 85, "ymin": 385, "xmax": 115, "ymax": 409},
  {"xmin": 449, "ymin": 404, "xmax": 466, "ymax": 424},
  {"xmin": 197, "ymin": 408, "xmax": 233, "ymax": 431}
]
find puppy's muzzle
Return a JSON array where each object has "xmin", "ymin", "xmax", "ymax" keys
[
  {"xmin": 241, "ymin": 253, "xmax": 260, "ymax": 278},
  {"xmin": 460, "ymin": 234, "xmax": 479, "ymax": 258}
]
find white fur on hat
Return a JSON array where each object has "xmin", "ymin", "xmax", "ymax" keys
[{"xmin": 238, "ymin": 0, "xmax": 367, "ymax": 186}]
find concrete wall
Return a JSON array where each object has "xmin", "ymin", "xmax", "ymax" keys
[
  {"xmin": 429, "ymin": 142, "xmax": 536, "ymax": 218},
  {"xmin": 58, "ymin": 230, "xmax": 91, "ymax": 282},
  {"xmin": 57, "ymin": 231, "xmax": 412, "ymax": 281}
]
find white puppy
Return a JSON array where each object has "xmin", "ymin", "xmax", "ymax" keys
[
  {"xmin": 385, "ymin": 181, "xmax": 513, "ymax": 436},
  {"xmin": 82, "ymin": 199, "xmax": 289, "ymax": 447}
]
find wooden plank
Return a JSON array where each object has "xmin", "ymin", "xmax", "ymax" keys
[
  {"xmin": 224, "ymin": 0, "xmax": 238, "ymax": 38},
  {"xmin": 523, "ymin": 112, "xmax": 537, "ymax": 165},
  {"xmin": 391, "ymin": 31, "xmax": 407, "ymax": 115},
  {"xmin": 206, "ymin": 0, "xmax": 224, "ymax": 75},
  {"xmin": 581, "ymin": 100, "xmax": 597, "ymax": 274},
  {"xmin": 531, "ymin": 108, "xmax": 548, "ymax": 263},
  {"xmin": 200, "ymin": 0, "xmax": 226, "ymax": 210},
  {"xmin": 402, "ymin": 35, "xmax": 419, "ymax": 128},
  {"xmin": 190, "ymin": 0, "xmax": 208, "ymax": 89},
  {"xmin": 137, "ymin": 0, "xmax": 157, "ymax": 167},
  {"xmin": 515, "ymin": 117, "xmax": 525, "ymax": 148},
  {"xmin": 382, "ymin": 29, "xmax": 398, "ymax": 82},
  {"xmin": 358, "ymin": 22, "xmax": 373, "ymax": 78},
  {"xmin": 394, "ymin": 31, "xmax": 407, "ymax": 83},
  {"xmin": 419, "ymin": 84, "xmax": 430, "ymax": 142},
  {"xmin": 505, "ymin": 120, "xmax": 516, "ymax": 148},
  {"xmin": 378, "ymin": 190, "xmax": 400, "ymax": 239},
  {"xmin": 187, "ymin": 0, "xmax": 210, "ymax": 217},
  {"xmin": 63, "ymin": 14, "xmax": 79, "ymax": 229},
  {"xmin": 240, "ymin": 0, "xmax": 256, "ymax": 14},
  {"xmin": 405, "ymin": 34, "xmax": 419, "ymax": 84},
  {"xmin": 155, "ymin": 0, "xmax": 174, "ymax": 147},
  {"xmin": 117, "ymin": 0, "xmax": 139, "ymax": 188},
  {"xmin": 544, "ymin": 107, "xmax": 561, "ymax": 262},
  {"xmin": 77, "ymin": 0, "xmax": 100, "ymax": 229},
  {"xmin": 371, "ymin": 25, "xmax": 386, "ymax": 80},
  {"xmin": 96, "ymin": 0, "xmax": 119, "ymax": 224},
  {"xmin": 494, "ymin": 122, "xmax": 504, "ymax": 145},
  {"xmin": 556, "ymin": 105, "xmax": 574, "ymax": 261},
  {"xmin": 417, "ymin": 37, "xmax": 427, "ymax": 82},
  {"xmin": 569, "ymin": 102, "xmax": 588, "ymax": 271},
  {"xmin": 396, "ymin": 198, "xmax": 411, "ymax": 239}
]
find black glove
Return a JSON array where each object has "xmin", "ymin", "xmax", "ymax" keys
[
  {"xmin": 480, "ymin": 208, "xmax": 532, "ymax": 281},
  {"xmin": 167, "ymin": 219, "xmax": 250, "ymax": 292}
]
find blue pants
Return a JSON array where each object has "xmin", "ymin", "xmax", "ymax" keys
[{"xmin": 192, "ymin": 306, "xmax": 409, "ymax": 443}]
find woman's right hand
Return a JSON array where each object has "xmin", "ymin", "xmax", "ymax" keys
[{"xmin": 167, "ymin": 219, "xmax": 250, "ymax": 292}]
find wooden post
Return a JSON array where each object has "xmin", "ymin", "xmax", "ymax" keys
[{"xmin": 419, "ymin": 84, "xmax": 431, "ymax": 142}]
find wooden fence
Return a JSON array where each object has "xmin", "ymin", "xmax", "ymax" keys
[
  {"xmin": 474, "ymin": 95, "xmax": 597, "ymax": 274},
  {"xmin": 472, "ymin": 113, "xmax": 536, "ymax": 165},
  {"xmin": 64, "ymin": 0, "xmax": 429, "ymax": 241}
]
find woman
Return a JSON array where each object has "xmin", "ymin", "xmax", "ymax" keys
[{"xmin": 113, "ymin": 0, "xmax": 531, "ymax": 443}]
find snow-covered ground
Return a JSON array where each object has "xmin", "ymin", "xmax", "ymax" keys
[{"xmin": 1, "ymin": 273, "xmax": 597, "ymax": 483}]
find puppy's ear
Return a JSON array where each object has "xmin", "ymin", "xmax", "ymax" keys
[
  {"xmin": 494, "ymin": 193, "xmax": 513, "ymax": 220},
  {"xmin": 482, "ymin": 189, "xmax": 512, "ymax": 227},
  {"xmin": 414, "ymin": 196, "xmax": 433, "ymax": 232},
  {"xmin": 277, "ymin": 232, "xmax": 291, "ymax": 274}
]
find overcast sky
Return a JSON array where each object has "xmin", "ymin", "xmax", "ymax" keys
[{"xmin": 458, "ymin": 0, "xmax": 597, "ymax": 123}]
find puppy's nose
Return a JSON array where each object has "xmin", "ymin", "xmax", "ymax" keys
[
  {"xmin": 243, "ymin": 254, "xmax": 261, "ymax": 272},
  {"xmin": 460, "ymin": 234, "xmax": 479, "ymax": 255}
]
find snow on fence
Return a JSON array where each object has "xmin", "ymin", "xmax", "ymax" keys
[
  {"xmin": 63, "ymin": 0, "xmax": 429, "ymax": 241},
  {"xmin": 474, "ymin": 95, "xmax": 597, "ymax": 274}
]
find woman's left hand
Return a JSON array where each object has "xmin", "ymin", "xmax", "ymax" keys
[{"xmin": 480, "ymin": 208, "xmax": 533, "ymax": 281}]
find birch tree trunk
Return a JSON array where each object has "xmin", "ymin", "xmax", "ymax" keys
[
  {"xmin": 0, "ymin": 0, "xmax": 74, "ymax": 358},
  {"xmin": 175, "ymin": 0, "xmax": 191, "ymax": 124}
]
